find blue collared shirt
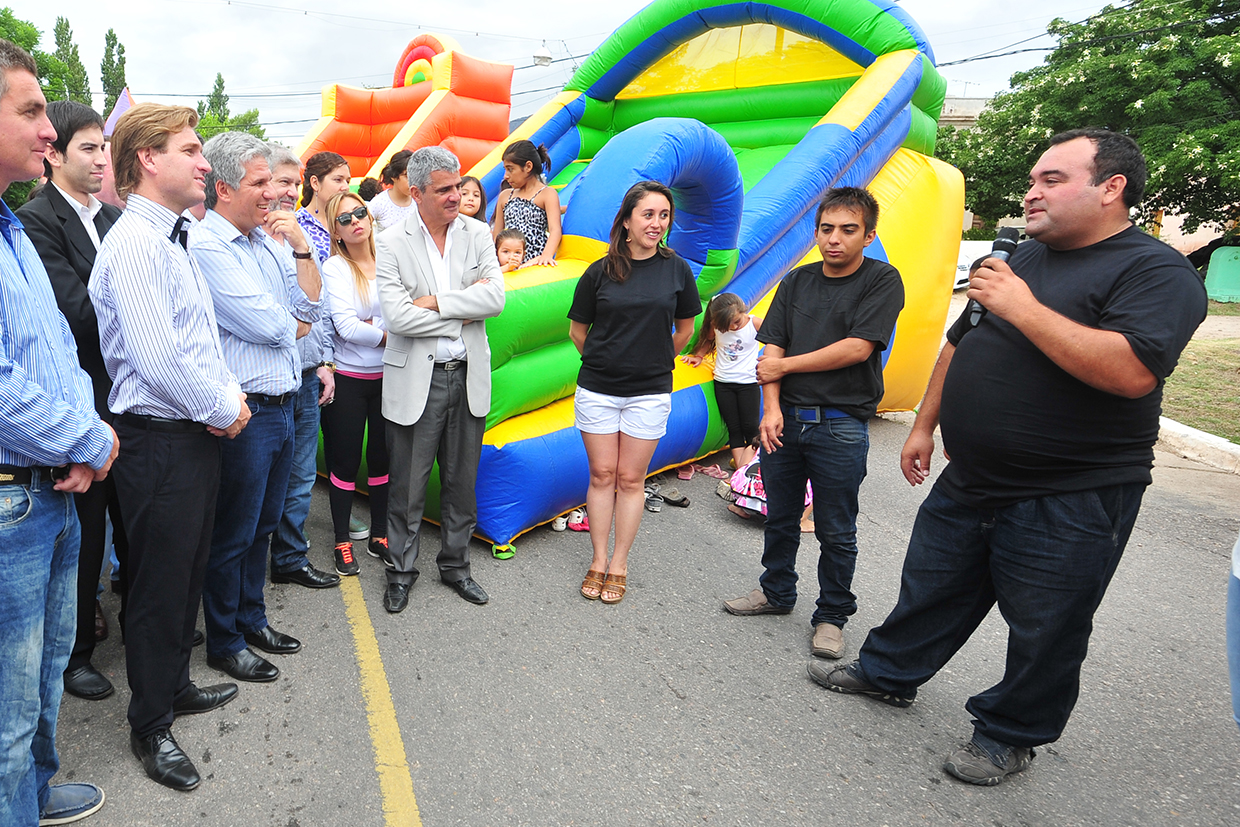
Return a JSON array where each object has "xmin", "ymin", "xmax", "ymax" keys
[
  {"xmin": 190, "ymin": 209, "xmax": 321, "ymax": 395},
  {"xmin": 0, "ymin": 201, "xmax": 112, "ymax": 469},
  {"xmin": 271, "ymin": 236, "xmax": 333, "ymax": 371},
  {"xmin": 91, "ymin": 194, "xmax": 243, "ymax": 429}
]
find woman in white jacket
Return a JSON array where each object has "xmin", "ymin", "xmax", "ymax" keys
[{"xmin": 320, "ymin": 192, "xmax": 390, "ymax": 576}]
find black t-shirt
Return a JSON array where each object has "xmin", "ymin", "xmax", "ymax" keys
[
  {"xmin": 567, "ymin": 252, "xmax": 701, "ymax": 396},
  {"xmin": 757, "ymin": 257, "xmax": 905, "ymax": 419},
  {"xmin": 937, "ymin": 226, "xmax": 1207, "ymax": 507}
]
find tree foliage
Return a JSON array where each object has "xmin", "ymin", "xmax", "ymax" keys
[
  {"xmin": 100, "ymin": 28, "xmax": 126, "ymax": 115},
  {"xmin": 52, "ymin": 17, "xmax": 90, "ymax": 105},
  {"xmin": 0, "ymin": 8, "xmax": 74, "ymax": 105},
  {"xmin": 196, "ymin": 74, "xmax": 266, "ymax": 140},
  {"xmin": 938, "ymin": 0, "xmax": 1240, "ymax": 233}
]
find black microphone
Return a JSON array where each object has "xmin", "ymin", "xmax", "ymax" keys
[{"xmin": 968, "ymin": 226, "xmax": 1021, "ymax": 327}]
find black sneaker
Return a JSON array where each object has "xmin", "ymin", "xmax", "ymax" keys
[
  {"xmin": 367, "ymin": 537, "xmax": 394, "ymax": 568},
  {"xmin": 806, "ymin": 660, "xmax": 915, "ymax": 708},
  {"xmin": 943, "ymin": 737, "xmax": 1035, "ymax": 786},
  {"xmin": 333, "ymin": 542, "xmax": 360, "ymax": 576}
]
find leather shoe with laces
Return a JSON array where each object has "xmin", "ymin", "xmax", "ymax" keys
[
  {"xmin": 271, "ymin": 563, "xmax": 340, "ymax": 589},
  {"xmin": 443, "ymin": 576, "xmax": 489, "ymax": 605},
  {"xmin": 243, "ymin": 625, "xmax": 302, "ymax": 655},
  {"xmin": 63, "ymin": 664, "xmax": 114, "ymax": 700},
  {"xmin": 384, "ymin": 582, "xmax": 410, "ymax": 613},
  {"xmin": 207, "ymin": 648, "xmax": 279, "ymax": 682},
  {"xmin": 130, "ymin": 729, "xmax": 200, "ymax": 791},
  {"xmin": 172, "ymin": 683, "xmax": 238, "ymax": 718}
]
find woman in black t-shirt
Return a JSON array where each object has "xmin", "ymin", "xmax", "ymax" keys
[{"xmin": 567, "ymin": 181, "xmax": 701, "ymax": 604}]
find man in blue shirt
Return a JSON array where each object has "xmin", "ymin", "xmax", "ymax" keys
[
  {"xmin": 0, "ymin": 39, "xmax": 117, "ymax": 826},
  {"xmin": 191, "ymin": 132, "xmax": 322, "ymax": 684}
]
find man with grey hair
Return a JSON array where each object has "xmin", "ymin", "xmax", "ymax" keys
[
  {"xmin": 263, "ymin": 143, "xmax": 340, "ymax": 590},
  {"xmin": 190, "ymin": 131, "xmax": 322, "ymax": 682},
  {"xmin": 376, "ymin": 146, "xmax": 505, "ymax": 613}
]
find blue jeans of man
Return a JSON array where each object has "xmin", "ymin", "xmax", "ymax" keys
[
  {"xmin": 0, "ymin": 473, "xmax": 79, "ymax": 824},
  {"xmin": 203, "ymin": 398, "xmax": 294, "ymax": 659},
  {"xmin": 269, "ymin": 375, "xmax": 319, "ymax": 575},
  {"xmin": 758, "ymin": 411, "xmax": 869, "ymax": 628},
  {"xmin": 1228, "ymin": 538, "xmax": 1240, "ymax": 731},
  {"xmin": 856, "ymin": 482, "xmax": 1145, "ymax": 748}
]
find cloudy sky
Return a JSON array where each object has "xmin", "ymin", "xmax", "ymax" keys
[{"xmin": 23, "ymin": 0, "xmax": 1116, "ymax": 144}]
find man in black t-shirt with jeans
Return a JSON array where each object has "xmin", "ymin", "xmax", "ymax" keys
[
  {"xmin": 723, "ymin": 187, "xmax": 904, "ymax": 663},
  {"xmin": 811, "ymin": 130, "xmax": 1207, "ymax": 786}
]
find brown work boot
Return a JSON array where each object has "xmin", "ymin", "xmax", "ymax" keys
[
  {"xmin": 811, "ymin": 623, "xmax": 844, "ymax": 658},
  {"xmin": 723, "ymin": 588, "xmax": 792, "ymax": 616}
]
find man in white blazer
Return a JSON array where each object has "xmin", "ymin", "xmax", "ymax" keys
[{"xmin": 375, "ymin": 147, "xmax": 505, "ymax": 614}]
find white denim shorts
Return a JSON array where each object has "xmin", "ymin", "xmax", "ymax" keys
[{"xmin": 574, "ymin": 386, "xmax": 671, "ymax": 440}]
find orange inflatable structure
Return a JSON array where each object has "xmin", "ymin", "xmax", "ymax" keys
[{"xmin": 293, "ymin": 33, "xmax": 513, "ymax": 180}]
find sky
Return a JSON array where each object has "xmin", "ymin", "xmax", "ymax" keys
[{"xmin": 21, "ymin": 0, "xmax": 1119, "ymax": 145}]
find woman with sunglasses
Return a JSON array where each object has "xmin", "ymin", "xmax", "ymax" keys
[{"xmin": 318, "ymin": 192, "xmax": 391, "ymax": 576}]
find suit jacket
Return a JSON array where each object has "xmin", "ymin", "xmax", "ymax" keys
[
  {"xmin": 376, "ymin": 212, "xmax": 505, "ymax": 426},
  {"xmin": 16, "ymin": 185, "xmax": 123, "ymax": 417}
]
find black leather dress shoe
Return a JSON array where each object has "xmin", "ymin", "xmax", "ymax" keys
[
  {"xmin": 63, "ymin": 664, "xmax": 114, "ymax": 700},
  {"xmin": 172, "ymin": 683, "xmax": 238, "ymax": 717},
  {"xmin": 243, "ymin": 625, "xmax": 302, "ymax": 655},
  {"xmin": 383, "ymin": 582, "xmax": 410, "ymax": 613},
  {"xmin": 130, "ymin": 729, "xmax": 200, "ymax": 791},
  {"xmin": 443, "ymin": 576, "xmax": 489, "ymax": 605},
  {"xmin": 271, "ymin": 563, "xmax": 341, "ymax": 589},
  {"xmin": 206, "ymin": 648, "xmax": 279, "ymax": 682},
  {"xmin": 192, "ymin": 629, "xmax": 204, "ymax": 647}
]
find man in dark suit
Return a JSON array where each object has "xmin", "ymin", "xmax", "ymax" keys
[{"xmin": 17, "ymin": 100, "xmax": 127, "ymax": 702}]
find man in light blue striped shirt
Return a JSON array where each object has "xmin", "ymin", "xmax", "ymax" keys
[
  {"xmin": 190, "ymin": 132, "xmax": 322, "ymax": 685},
  {"xmin": 0, "ymin": 39, "xmax": 117, "ymax": 826},
  {"xmin": 92, "ymin": 102, "xmax": 250, "ymax": 794}
]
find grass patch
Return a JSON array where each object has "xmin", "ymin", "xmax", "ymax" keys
[
  {"xmin": 1208, "ymin": 300, "xmax": 1240, "ymax": 316},
  {"xmin": 1162, "ymin": 338, "xmax": 1240, "ymax": 444}
]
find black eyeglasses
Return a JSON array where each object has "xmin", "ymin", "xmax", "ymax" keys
[{"xmin": 335, "ymin": 206, "xmax": 370, "ymax": 226}]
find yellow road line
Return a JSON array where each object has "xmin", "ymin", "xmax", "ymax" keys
[{"xmin": 339, "ymin": 576, "xmax": 422, "ymax": 826}]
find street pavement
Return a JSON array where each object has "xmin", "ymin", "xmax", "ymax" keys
[{"xmin": 54, "ymin": 415, "xmax": 1240, "ymax": 827}]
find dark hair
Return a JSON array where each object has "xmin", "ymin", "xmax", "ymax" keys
[
  {"xmin": 496, "ymin": 228, "xmax": 526, "ymax": 251},
  {"xmin": 502, "ymin": 140, "xmax": 550, "ymax": 180},
  {"xmin": 814, "ymin": 186, "xmax": 879, "ymax": 234},
  {"xmin": 0, "ymin": 38, "xmax": 37, "ymax": 100},
  {"xmin": 693, "ymin": 292, "xmax": 747, "ymax": 357},
  {"xmin": 1048, "ymin": 128, "xmax": 1147, "ymax": 208},
  {"xmin": 357, "ymin": 177, "xmax": 381, "ymax": 201},
  {"xmin": 604, "ymin": 180, "xmax": 675, "ymax": 283},
  {"xmin": 459, "ymin": 175, "xmax": 488, "ymax": 219},
  {"xmin": 381, "ymin": 149, "xmax": 413, "ymax": 185},
  {"xmin": 44, "ymin": 101, "xmax": 105, "ymax": 179},
  {"xmin": 300, "ymin": 151, "xmax": 349, "ymax": 208}
]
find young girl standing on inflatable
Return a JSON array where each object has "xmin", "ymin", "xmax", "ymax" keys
[
  {"xmin": 492, "ymin": 140, "xmax": 561, "ymax": 267},
  {"xmin": 682, "ymin": 293, "xmax": 762, "ymax": 470},
  {"xmin": 568, "ymin": 181, "xmax": 700, "ymax": 604}
]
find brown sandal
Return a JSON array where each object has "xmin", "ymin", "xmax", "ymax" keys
[
  {"xmin": 600, "ymin": 572, "xmax": 627, "ymax": 604},
  {"xmin": 581, "ymin": 569, "xmax": 606, "ymax": 600}
]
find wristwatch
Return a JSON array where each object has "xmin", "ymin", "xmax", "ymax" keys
[
  {"xmin": 318, "ymin": 361, "xmax": 337, "ymax": 373},
  {"xmin": 292, "ymin": 249, "xmax": 313, "ymax": 260}
]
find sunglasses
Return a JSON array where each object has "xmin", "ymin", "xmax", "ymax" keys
[{"xmin": 335, "ymin": 206, "xmax": 370, "ymax": 226}]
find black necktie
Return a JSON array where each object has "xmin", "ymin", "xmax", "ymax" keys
[{"xmin": 169, "ymin": 216, "xmax": 189, "ymax": 249}]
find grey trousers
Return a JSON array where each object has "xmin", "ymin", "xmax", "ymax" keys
[{"xmin": 385, "ymin": 363, "xmax": 484, "ymax": 586}]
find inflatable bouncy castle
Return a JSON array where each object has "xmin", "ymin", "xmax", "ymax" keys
[{"xmin": 463, "ymin": 0, "xmax": 964, "ymax": 551}]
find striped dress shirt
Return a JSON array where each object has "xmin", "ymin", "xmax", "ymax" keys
[
  {"xmin": 190, "ymin": 210, "xmax": 320, "ymax": 395},
  {"xmin": 0, "ymin": 201, "xmax": 112, "ymax": 468},
  {"xmin": 90, "ymin": 194, "xmax": 242, "ymax": 429}
]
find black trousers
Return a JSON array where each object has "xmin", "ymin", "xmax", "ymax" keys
[
  {"xmin": 714, "ymin": 380, "xmax": 761, "ymax": 449},
  {"xmin": 112, "ymin": 423, "xmax": 219, "ymax": 738},
  {"xmin": 67, "ymin": 475, "xmax": 128, "ymax": 671},
  {"xmin": 320, "ymin": 373, "xmax": 389, "ymax": 543}
]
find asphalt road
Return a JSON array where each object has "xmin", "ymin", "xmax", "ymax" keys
[{"xmin": 56, "ymin": 417, "xmax": 1240, "ymax": 827}]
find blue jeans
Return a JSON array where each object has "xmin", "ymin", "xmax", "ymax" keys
[
  {"xmin": 0, "ymin": 474, "xmax": 79, "ymax": 824},
  {"xmin": 856, "ymin": 482, "xmax": 1145, "ymax": 748},
  {"xmin": 203, "ymin": 398, "xmax": 294, "ymax": 658},
  {"xmin": 758, "ymin": 412, "xmax": 869, "ymax": 628},
  {"xmin": 269, "ymin": 375, "xmax": 319, "ymax": 574},
  {"xmin": 1228, "ymin": 562, "xmax": 1240, "ymax": 732}
]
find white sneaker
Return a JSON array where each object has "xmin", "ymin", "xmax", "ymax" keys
[{"xmin": 551, "ymin": 515, "xmax": 568, "ymax": 531}]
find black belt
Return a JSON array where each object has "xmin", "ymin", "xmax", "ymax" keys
[
  {"xmin": 302, "ymin": 366, "xmax": 318, "ymax": 377},
  {"xmin": 247, "ymin": 391, "xmax": 295, "ymax": 405},
  {"xmin": 0, "ymin": 464, "xmax": 61, "ymax": 485},
  {"xmin": 434, "ymin": 360, "xmax": 466, "ymax": 371},
  {"xmin": 117, "ymin": 412, "xmax": 207, "ymax": 433}
]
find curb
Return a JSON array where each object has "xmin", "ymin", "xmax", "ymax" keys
[{"xmin": 1157, "ymin": 416, "xmax": 1240, "ymax": 475}]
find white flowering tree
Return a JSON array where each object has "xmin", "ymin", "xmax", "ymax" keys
[{"xmin": 938, "ymin": 0, "xmax": 1240, "ymax": 233}]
